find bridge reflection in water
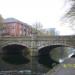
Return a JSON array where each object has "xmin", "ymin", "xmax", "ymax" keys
[{"xmin": 0, "ymin": 44, "xmax": 75, "ymax": 75}]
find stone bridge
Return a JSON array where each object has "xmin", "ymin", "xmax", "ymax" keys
[
  {"xmin": 0, "ymin": 35, "xmax": 75, "ymax": 75},
  {"xmin": 0, "ymin": 35, "xmax": 75, "ymax": 51}
]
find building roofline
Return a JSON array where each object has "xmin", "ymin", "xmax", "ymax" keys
[{"xmin": 4, "ymin": 17, "xmax": 33, "ymax": 28}]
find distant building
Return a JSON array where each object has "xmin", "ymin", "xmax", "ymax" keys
[
  {"xmin": 47, "ymin": 28, "xmax": 56, "ymax": 35},
  {"xmin": 3, "ymin": 18, "xmax": 32, "ymax": 36},
  {"xmin": 42, "ymin": 28, "xmax": 59, "ymax": 36}
]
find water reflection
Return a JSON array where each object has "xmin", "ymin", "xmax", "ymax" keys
[
  {"xmin": 0, "ymin": 45, "xmax": 75, "ymax": 74},
  {"xmin": 50, "ymin": 46, "xmax": 75, "ymax": 63},
  {"xmin": 2, "ymin": 55, "xmax": 30, "ymax": 65},
  {"xmin": 38, "ymin": 45, "xmax": 75, "ymax": 69}
]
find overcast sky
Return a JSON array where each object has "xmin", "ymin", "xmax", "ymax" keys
[{"xmin": 0, "ymin": 0, "xmax": 74, "ymax": 35}]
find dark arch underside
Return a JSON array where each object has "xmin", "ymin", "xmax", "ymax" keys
[
  {"xmin": 1, "ymin": 44, "xmax": 30, "ymax": 65},
  {"xmin": 38, "ymin": 45, "xmax": 65, "ymax": 68}
]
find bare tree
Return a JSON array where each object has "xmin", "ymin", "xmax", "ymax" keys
[
  {"xmin": 33, "ymin": 22, "xmax": 43, "ymax": 31},
  {"xmin": 32, "ymin": 22, "xmax": 44, "ymax": 36},
  {"xmin": 62, "ymin": 0, "xmax": 75, "ymax": 31}
]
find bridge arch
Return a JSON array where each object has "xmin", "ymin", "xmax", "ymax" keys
[
  {"xmin": 37, "ymin": 42, "xmax": 72, "ymax": 50},
  {"xmin": 0, "ymin": 42, "xmax": 30, "ymax": 48},
  {"xmin": 0, "ymin": 44, "xmax": 31, "ymax": 65},
  {"xmin": 38, "ymin": 44, "xmax": 75, "ymax": 68}
]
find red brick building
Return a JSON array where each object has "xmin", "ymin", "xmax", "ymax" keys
[{"xmin": 3, "ymin": 18, "xmax": 32, "ymax": 37}]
